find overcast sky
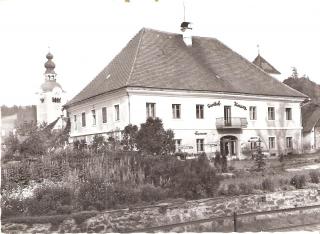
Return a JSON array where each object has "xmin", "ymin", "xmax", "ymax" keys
[{"xmin": 1, "ymin": 0, "xmax": 319, "ymax": 106}]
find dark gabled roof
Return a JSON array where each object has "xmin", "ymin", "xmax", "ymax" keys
[
  {"xmin": 252, "ymin": 54, "xmax": 281, "ymax": 75},
  {"xmin": 66, "ymin": 28, "xmax": 306, "ymax": 107},
  {"xmin": 302, "ymin": 103, "xmax": 320, "ymax": 132}
]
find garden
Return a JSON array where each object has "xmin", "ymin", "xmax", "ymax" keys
[{"xmin": 2, "ymin": 117, "xmax": 320, "ymax": 225}]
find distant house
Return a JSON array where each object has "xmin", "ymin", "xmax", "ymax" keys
[
  {"xmin": 1, "ymin": 106, "xmax": 37, "ymax": 143},
  {"xmin": 302, "ymin": 103, "xmax": 320, "ymax": 153},
  {"xmin": 65, "ymin": 27, "xmax": 307, "ymax": 158}
]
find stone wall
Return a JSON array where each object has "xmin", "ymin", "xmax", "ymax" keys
[{"xmin": 2, "ymin": 188, "xmax": 320, "ymax": 233}]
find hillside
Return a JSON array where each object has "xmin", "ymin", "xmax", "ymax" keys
[{"xmin": 283, "ymin": 77, "xmax": 320, "ymax": 104}]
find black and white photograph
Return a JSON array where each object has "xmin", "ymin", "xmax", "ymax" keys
[{"xmin": 1, "ymin": 0, "xmax": 320, "ymax": 232}]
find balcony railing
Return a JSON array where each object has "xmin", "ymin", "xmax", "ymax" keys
[{"xmin": 216, "ymin": 117, "xmax": 248, "ymax": 129}]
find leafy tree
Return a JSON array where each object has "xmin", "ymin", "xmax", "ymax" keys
[
  {"xmin": 91, "ymin": 135, "xmax": 107, "ymax": 153},
  {"xmin": 214, "ymin": 151, "xmax": 222, "ymax": 172},
  {"xmin": 136, "ymin": 117, "xmax": 175, "ymax": 155},
  {"xmin": 221, "ymin": 154, "xmax": 228, "ymax": 173},
  {"xmin": 254, "ymin": 141, "xmax": 266, "ymax": 171},
  {"xmin": 290, "ymin": 67, "xmax": 299, "ymax": 79},
  {"xmin": 121, "ymin": 124, "xmax": 138, "ymax": 151}
]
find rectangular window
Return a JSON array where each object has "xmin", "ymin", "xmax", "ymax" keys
[
  {"xmin": 73, "ymin": 115, "xmax": 77, "ymax": 130},
  {"xmin": 172, "ymin": 104, "xmax": 181, "ymax": 119},
  {"xmin": 249, "ymin": 106, "xmax": 257, "ymax": 120},
  {"xmin": 146, "ymin": 103, "xmax": 156, "ymax": 118},
  {"xmin": 285, "ymin": 108, "xmax": 292, "ymax": 120},
  {"xmin": 81, "ymin": 112, "xmax": 86, "ymax": 127},
  {"xmin": 102, "ymin": 107, "xmax": 107, "ymax": 123},
  {"xmin": 115, "ymin": 105, "xmax": 120, "ymax": 121},
  {"xmin": 269, "ymin": 137, "xmax": 275, "ymax": 149},
  {"xmin": 250, "ymin": 141, "xmax": 257, "ymax": 150},
  {"xmin": 174, "ymin": 139, "xmax": 182, "ymax": 152},
  {"xmin": 286, "ymin": 137, "xmax": 293, "ymax": 149},
  {"xmin": 268, "ymin": 107, "xmax": 275, "ymax": 120},
  {"xmin": 196, "ymin": 139, "xmax": 204, "ymax": 152},
  {"xmin": 196, "ymin": 104, "xmax": 204, "ymax": 119},
  {"xmin": 91, "ymin": 110, "xmax": 96, "ymax": 126}
]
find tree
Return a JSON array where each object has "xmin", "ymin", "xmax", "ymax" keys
[
  {"xmin": 121, "ymin": 124, "xmax": 138, "ymax": 151},
  {"xmin": 136, "ymin": 117, "xmax": 175, "ymax": 155},
  {"xmin": 214, "ymin": 151, "xmax": 222, "ymax": 172},
  {"xmin": 91, "ymin": 135, "xmax": 107, "ymax": 153},
  {"xmin": 290, "ymin": 67, "xmax": 299, "ymax": 79},
  {"xmin": 254, "ymin": 140, "xmax": 266, "ymax": 171}
]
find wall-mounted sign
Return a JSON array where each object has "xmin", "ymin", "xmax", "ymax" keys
[
  {"xmin": 207, "ymin": 101, "xmax": 221, "ymax": 108},
  {"xmin": 234, "ymin": 101, "xmax": 247, "ymax": 110},
  {"xmin": 178, "ymin": 145, "xmax": 194, "ymax": 150},
  {"xmin": 194, "ymin": 131, "xmax": 207, "ymax": 135},
  {"xmin": 205, "ymin": 142, "xmax": 219, "ymax": 146}
]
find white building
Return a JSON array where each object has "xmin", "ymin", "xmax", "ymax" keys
[
  {"xmin": 302, "ymin": 103, "xmax": 320, "ymax": 153},
  {"xmin": 37, "ymin": 52, "xmax": 66, "ymax": 129},
  {"xmin": 65, "ymin": 27, "xmax": 307, "ymax": 158}
]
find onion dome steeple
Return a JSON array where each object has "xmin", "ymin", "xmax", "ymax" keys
[{"xmin": 44, "ymin": 52, "xmax": 57, "ymax": 80}]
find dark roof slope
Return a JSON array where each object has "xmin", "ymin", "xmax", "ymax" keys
[
  {"xmin": 252, "ymin": 54, "xmax": 281, "ymax": 74},
  {"xmin": 66, "ymin": 28, "xmax": 306, "ymax": 106},
  {"xmin": 302, "ymin": 103, "xmax": 320, "ymax": 132}
]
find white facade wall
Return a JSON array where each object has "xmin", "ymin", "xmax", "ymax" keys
[
  {"xmin": 68, "ymin": 90, "xmax": 129, "ymax": 142},
  {"xmin": 303, "ymin": 128, "xmax": 315, "ymax": 153},
  {"xmin": 67, "ymin": 88, "xmax": 304, "ymax": 157}
]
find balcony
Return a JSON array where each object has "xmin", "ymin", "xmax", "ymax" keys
[{"xmin": 216, "ymin": 117, "xmax": 248, "ymax": 129}]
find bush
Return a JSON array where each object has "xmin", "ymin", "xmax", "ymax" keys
[
  {"xmin": 1, "ymin": 196, "xmax": 25, "ymax": 218},
  {"xmin": 169, "ymin": 154, "xmax": 220, "ymax": 199},
  {"xmin": 140, "ymin": 184, "xmax": 166, "ymax": 202},
  {"xmin": 239, "ymin": 183, "xmax": 254, "ymax": 195},
  {"xmin": 77, "ymin": 177, "xmax": 109, "ymax": 211},
  {"xmin": 261, "ymin": 178, "xmax": 275, "ymax": 192},
  {"xmin": 290, "ymin": 174, "xmax": 306, "ymax": 189},
  {"xmin": 112, "ymin": 184, "xmax": 141, "ymax": 206},
  {"xmin": 309, "ymin": 171, "xmax": 320, "ymax": 184},
  {"xmin": 25, "ymin": 184, "xmax": 72, "ymax": 216},
  {"xmin": 227, "ymin": 184, "xmax": 239, "ymax": 196}
]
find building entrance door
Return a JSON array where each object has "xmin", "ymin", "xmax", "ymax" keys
[{"xmin": 220, "ymin": 135, "xmax": 237, "ymax": 157}]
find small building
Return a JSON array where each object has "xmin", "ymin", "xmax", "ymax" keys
[
  {"xmin": 302, "ymin": 103, "xmax": 320, "ymax": 153},
  {"xmin": 65, "ymin": 27, "xmax": 307, "ymax": 158},
  {"xmin": 1, "ymin": 106, "xmax": 37, "ymax": 143}
]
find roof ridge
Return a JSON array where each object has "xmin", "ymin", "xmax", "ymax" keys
[
  {"xmin": 126, "ymin": 28, "xmax": 145, "ymax": 86},
  {"xmin": 213, "ymin": 38, "xmax": 307, "ymax": 98}
]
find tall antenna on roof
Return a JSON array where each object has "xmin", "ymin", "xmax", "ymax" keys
[{"xmin": 257, "ymin": 44, "xmax": 260, "ymax": 55}]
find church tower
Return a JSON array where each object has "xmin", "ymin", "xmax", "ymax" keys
[{"xmin": 37, "ymin": 52, "xmax": 65, "ymax": 129}]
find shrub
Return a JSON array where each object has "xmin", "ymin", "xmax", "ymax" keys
[
  {"xmin": 113, "ymin": 184, "xmax": 141, "ymax": 206},
  {"xmin": 290, "ymin": 174, "xmax": 306, "ymax": 189},
  {"xmin": 140, "ymin": 184, "xmax": 166, "ymax": 202},
  {"xmin": 214, "ymin": 151, "xmax": 222, "ymax": 172},
  {"xmin": 1, "ymin": 195, "xmax": 25, "ymax": 218},
  {"xmin": 77, "ymin": 177, "xmax": 109, "ymax": 211},
  {"xmin": 227, "ymin": 184, "xmax": 239, "ymax": 196},
  {"xmin": 309, "ymin": 171, "xmax": 320, "ymax": 184},
  {"xmin": 56, "ymin": 205, "xmax": 73, "ymax": 214},
  {"xmin": 261, "ymin": 178, "xmax": 275, "ymax": 192},
  {"xmin": 239, "ymin": 183, "xmax": 254, "ymax": 195},
  {"xmin": 25, "ymin": 184, "xmax": 72, "ymax": 216},
  {"xmin": 169, "ymin": 154, "xmax": 220, "ymax": 199}
]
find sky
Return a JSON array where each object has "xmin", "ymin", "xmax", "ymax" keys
[{"xmin": 0, "ymin": 0, "xmax": 320, "ymax": 106}]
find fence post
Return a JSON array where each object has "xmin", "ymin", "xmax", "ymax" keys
[{"xmin": 233, "ymin": 212, "xmax": 237, "ymax": 232}]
